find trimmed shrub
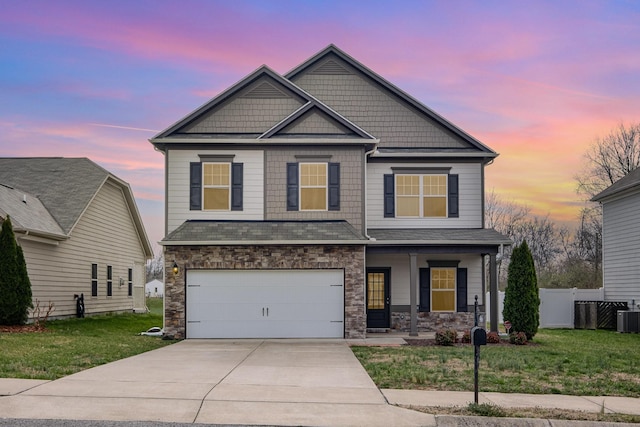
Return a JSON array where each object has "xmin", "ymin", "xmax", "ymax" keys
[
  {"xmin": 435, "ymin": 328, "xmax": 458, "ymax": 346},
  {"xmin": 461, "ymin": 330, "xmax": 471, "ymax": 343},
  {"xmin": 503, "ymin": 240, "xmax": 540, "ymax": 340},
  {"xmin": 487, "ymin": 331, "xmax": 501, "ymax": 344},
  {"xmin": 510, "ymin": 331, "xmax": 528, "ymax": 345}
]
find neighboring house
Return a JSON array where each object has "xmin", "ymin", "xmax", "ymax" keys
[
  {"xmin": 592, "ymin": 167, "xmax": 640, "ymax": 308},
  {"xmin": 0, "ymin": 158, "xmax": 153, "ymax": 318},
  {"xmin": 145, "ymin": 279, "xmax": 164, "ymax": 298},
  {"xmin": 151, "ymin": 45, "xmax": 510, "ymax": 339}
]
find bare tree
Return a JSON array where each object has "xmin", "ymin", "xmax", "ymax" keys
[
  {"xmin": 573, "ymin": 122, "xmax": 639, "ymax": 286},
  {"xmin": 576, "ymin": 122, "xmax": 640, "ymax": 198}
]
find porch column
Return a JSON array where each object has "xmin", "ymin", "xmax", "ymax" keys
[
  {"xmin": 489, "ymin": 253, "xmax": 498, "ymax": 333},
  {"xmin": 409, "ymin": 252, "xmax": 418, "ymax": 336}
]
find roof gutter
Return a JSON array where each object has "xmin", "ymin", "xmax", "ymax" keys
[{"xmin": 159, "ymin": 239, "xmax": 369, "ymax": 246}]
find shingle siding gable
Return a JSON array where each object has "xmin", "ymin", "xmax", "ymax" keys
[
  {"xmin": 176, "ymin": 76, "xmax": 305, "ymax": 135},
  {"xmin": 290, "ymin": 58, "xmax": 474, "ymax": 149}
]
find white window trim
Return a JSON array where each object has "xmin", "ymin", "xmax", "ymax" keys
[
  {"xmin": 202, "ymin": 162, "xmax": 231, "ymax": 211},
  {"xmin": 299, "ymin": 162, "xmax": 328, "ymax": 211},
  {"xmin": 396, "ymin": 174, "xmax": 448, "ymax": 218},
  {"xmin": 431, "ymin": 267, "xmax": 456, "ymax": 312}
]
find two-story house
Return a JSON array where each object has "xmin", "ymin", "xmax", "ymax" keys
[{"xmin": 151, "ymin": 45, "xmax": 509, "ymax": 339}]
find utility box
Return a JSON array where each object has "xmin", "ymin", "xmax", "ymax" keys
[
  {"xmin": 618, "ymin": 311, "xmax": 640, "ymax": 333},
  {"xmin": 471, "ymin": 326, "xmax": 487, "ymax": 346}
]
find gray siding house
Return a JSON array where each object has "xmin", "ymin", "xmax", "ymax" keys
[
  {"xmin": 151, "ymin": 45, "xmax": 509, "ymax": 339},
  {"xmin": 0, "ymin": 158, "xmax": 153, "ymax": 318},
  {"xmin": 592, "ymin": 167, "xmax": 640, "ymax": 308}
]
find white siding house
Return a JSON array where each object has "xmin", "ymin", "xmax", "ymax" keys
[{"xmin": 592, "ymin": 167, "xmax": 640, "ymax": 308}]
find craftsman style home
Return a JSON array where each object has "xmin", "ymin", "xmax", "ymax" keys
[
  {"xmin": 0, "ymin": 158, "xmax": 153, "ymax": 318},
  {"xmin": 592, "ymin": 167, "xmax": 640, "ymax": 308},
  {"xmin": 151, "ymin": 45, "xmax": 509, "ymax": 339}
]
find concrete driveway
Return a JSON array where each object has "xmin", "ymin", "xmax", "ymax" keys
[{"xmin": 0, "ymin": 340, "xmax": 435, "ymax": 426}]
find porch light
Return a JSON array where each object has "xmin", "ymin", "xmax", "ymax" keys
[{"xmin": 172, "ymin": 261, "xmax": 179, "ymax": 275}]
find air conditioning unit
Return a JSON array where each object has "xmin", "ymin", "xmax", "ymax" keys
[{"xmin": 617, "ymin": 311, "xmax": 640, "ymax": 333}]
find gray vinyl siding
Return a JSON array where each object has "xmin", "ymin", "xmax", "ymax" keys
[
  {"xmin": 264, "ymin": 147, "xmax": 364, "ymax": 231},
  {"xmin": 367, "ymin": 253, "xmax": 483, "ymax": 307},
  {"xmin": 291, "ymin": 63, "xmax": 472, "ymax": 149},
  {"xmin": 18, "ymin": 181, "xmax": 148, "ymax": 318},
  {"xmin": 601, "ymin": 191, "xmax": 640, "ymax": 303},
  {"xmin": 367, "ymin": 162, "xmax": 483, "ymax": 228}
]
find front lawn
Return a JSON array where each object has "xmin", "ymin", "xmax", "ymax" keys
[
  {"xmin": 352, "ymin": 329, "xmax": 640, "ymax": 397},
  {"xmin": 0, "ymin": 298, "xmax": 174, "ymax": 380}
]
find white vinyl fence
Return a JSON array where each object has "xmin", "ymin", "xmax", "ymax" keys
[{"xmin": 486, "ymin": 288, "xmax": 604, "ymax": 329}]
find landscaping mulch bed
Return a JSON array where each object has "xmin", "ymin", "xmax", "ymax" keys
[{"xmin": 404, "ymin": 338, "xmax": 536, "ymax": 347}]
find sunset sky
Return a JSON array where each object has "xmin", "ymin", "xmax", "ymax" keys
[{"xmin": 1, "ymin": 0, "xmax": 639, "ymax": 253}]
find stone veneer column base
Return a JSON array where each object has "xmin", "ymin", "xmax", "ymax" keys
[{"xmin": 163, "ymin": 244, "xmax": 365, "ymax": 340}]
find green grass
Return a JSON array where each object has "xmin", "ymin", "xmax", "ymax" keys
[
  {"xmin": 0, "ymin": 298, "xmax": 174, "ymax": 380},
  {"xmin": 352, "ymin": 329, "xmax": 640, "ymax": 397}
]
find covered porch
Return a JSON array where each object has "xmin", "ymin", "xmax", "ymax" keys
[{"xmin": 365, "ymin": 228, "xmax": 511, "ymax": 336}]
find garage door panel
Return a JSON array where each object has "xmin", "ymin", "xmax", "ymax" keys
[{"xmin": 186, "ymin": 269, "xmax": 344, "ymax": 338}]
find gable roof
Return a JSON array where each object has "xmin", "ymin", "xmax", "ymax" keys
[
  {"xmin": 0, "ymin": 184, "xmax": 66, "ymax": 240},
  {"xmin": 591, "ymin": 167, "xmax": 640, "ymax": 202},
  {"xmin": 150, "ymin": 45, "xmax": 497, "ymax": 158},
  {"xmin": 286, "ymin": 44, "xmax": 497, "ymax": 157},
  {"xmin": 0, "ymin": 157, "xmax": 152, "ymax": 256},
  {"xmin": 150, "ymin": 65, "xmax": 377, "ymax": 150}
]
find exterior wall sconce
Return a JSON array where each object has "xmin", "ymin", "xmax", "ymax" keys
[{"xmin": 172, "ymin": 261, "xmax": 179, "ymax": 275}]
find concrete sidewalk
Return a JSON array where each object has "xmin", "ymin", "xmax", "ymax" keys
[{"xmin": 1, "ymin": 339, "xmax": 639, "ymax": 426}]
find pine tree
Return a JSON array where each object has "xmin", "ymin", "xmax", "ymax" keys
[
  {"xmin": 503, "ymin": 240, "xmax": 540, "ymax": 340},
  {"xmin": 0, "ymin": 216, "xmax": 33, "ymax": 325}
]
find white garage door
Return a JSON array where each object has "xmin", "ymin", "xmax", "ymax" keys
[{"xmin": 186, "ymin": 269, "xmax": 344, "ymax": 338}]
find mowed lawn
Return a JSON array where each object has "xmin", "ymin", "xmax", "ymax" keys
[
  {"xmin": 0, "ymin": 298, "xmax": 174, "ymax": 380},
  {"xmin": 352, "ymin": 329, "xmax": 640, "ymax": 397}
]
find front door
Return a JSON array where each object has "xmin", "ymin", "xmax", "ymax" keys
[{"xmin": 366, "ymin": 268, "xmax": 390, "ymax": 328}]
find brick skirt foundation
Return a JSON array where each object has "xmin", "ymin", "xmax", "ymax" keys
[{"xmin": 163, "ymin": 244, "xmax": 365, "ymax": 340}]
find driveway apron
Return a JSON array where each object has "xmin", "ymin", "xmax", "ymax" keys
[{"xmin": 0, "ymin": 340, "xmax": 435, "ymax": 426}]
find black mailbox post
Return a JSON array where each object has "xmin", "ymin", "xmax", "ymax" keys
[
  {"xmin": 471, "ymin": 326, "xmax": 487, "ymax": 346},
  {"xmin": 472, "ymin": 296, "xmax": 486, "ymax": 403}
]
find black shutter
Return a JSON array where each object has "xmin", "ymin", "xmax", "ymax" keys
[
  {"xmin": 383, "ymin": 174, "xmax": 395, "ymax": 218},
  {"xmin": 456, "ymin": 268, "xmax": 468, "ymax": 312},
  {"xmin": 448, "ymin": 174, "xmax": 459, "ymax": 218},
  {"xmin": 419, "ymin": 268, "xmax": 430, "ymax": 312},
  {"xmin": 190, "ymin": 162, "xmax": 202, "ymax": 210},
  {"xmin": 231, "ymin": 163, "xmax": 243, "ymax": 211},
  {"xmin": 328, "ymin": 162, "xmax": 340, "ymax": 211},
  {"xmin": 286, "ymin": 163, "xmax": 299, "ymax": 211}
]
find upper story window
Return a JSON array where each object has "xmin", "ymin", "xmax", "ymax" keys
[
  {"xmin": 384, "ymin": 171, "xmax": 458, "ymax": 219},
  {"xmin": 396, "ymin": 174, "xmax": 447, "ymax": 218},
  {"xmin": 287, "ymin": 162, "xmax": 340, "ymax": 212},
  {"xmin": 300, "ymin": 163, "xmax": 327, "ymax": 211},
  {"xmin": 190, "ymin": 160, "xmax": 243, "ymax": 211},
  {"xmin": 203, "ymin": 162, "xmax": 230, "ymax": 210}
]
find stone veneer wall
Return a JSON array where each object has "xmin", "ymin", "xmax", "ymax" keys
[
  {"xmin": 391, "ymin": 311, "xmax": 477, "ymax": 332},
  {"xmin": 164, "ymin": 244, "xmax": 365, "ymax": 339}
]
